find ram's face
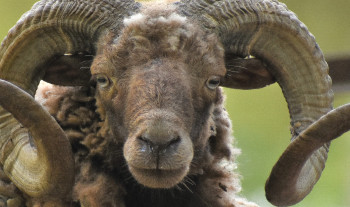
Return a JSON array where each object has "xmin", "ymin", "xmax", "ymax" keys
[
  {"xmin": 0, "ymin": 0, "xmax": 334, "ymax": 205},
  {"xmin": 91, "ymin": 12, "xmax": 226, "ymax": 188}
]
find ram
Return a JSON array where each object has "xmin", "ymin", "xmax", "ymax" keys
[{"xmin": 0, "ymin": 0, "xmax": 334, "ymax": 206}]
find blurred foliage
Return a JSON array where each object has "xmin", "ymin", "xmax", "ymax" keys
[{"xmin": 0, "ymin": 0, "xmax": 349, "ymax": 206}]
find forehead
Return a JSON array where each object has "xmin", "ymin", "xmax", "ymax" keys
[{"xmin": 92, "ymin": 5, "xmax": 226, "ymax": 77}]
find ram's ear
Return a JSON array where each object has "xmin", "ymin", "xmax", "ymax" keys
[
  {"xmin": 221, "ymin": 55, "xmax": 276, "ymax": 89},
  {"xmin": 327, "ymin": 54, "xmax": 350, "ymax": 92},
  {"xmin": 43, "ymin": 53, "xmax": 93, "ymax": 86}
]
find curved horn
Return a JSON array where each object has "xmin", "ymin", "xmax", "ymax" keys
[
  {"xmin": 0, "ymin": 79, "xmax": 74, "ymax": 200},
  {"xmin": 0, "ymin": 0, "xmax": 139, "ymax": 200},
  {"xmin": 266, "ymin": 103, "xmax": 350, "ymax": 206},
  {"xmin": 177, "ymin": 0, "xmax": 333, "ymax": 205}
]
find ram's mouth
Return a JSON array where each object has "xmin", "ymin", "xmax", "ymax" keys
[{"xmin": 128, "ymin": 165, "xmax": 190, "ymax": 189}]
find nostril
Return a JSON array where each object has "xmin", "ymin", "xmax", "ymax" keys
[
  {"xmin": 167, "ymin": 136, "xmax": 181, "ymax": 148},
  {"xmin": 137, "ymin": 136, "xmax": 153, "ymax": 151},
  {"xmin": 138, "ymin": 136, "xmax": 150, "ymax": 144},
  {"xmin": 138, "ymin": 135, "xmax": 181, "ymax": 152}
]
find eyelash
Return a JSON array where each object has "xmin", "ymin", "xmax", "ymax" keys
[
  {"xmin": 94, "ymin": 74, "xmax": 110, "ymax": 88},
  {"xmin": 206, "ymin": 76, "xmax": 221, "ymax": 90}
]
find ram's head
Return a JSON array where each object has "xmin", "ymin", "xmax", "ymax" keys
[{"xmin": 0, "ymin": 0, "xmax": 333, "ymax": 206}]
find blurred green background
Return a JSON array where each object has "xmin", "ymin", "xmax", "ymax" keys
[{"xmin": 0, "ymin": 0, "xmax": 349, "ymax": 206}]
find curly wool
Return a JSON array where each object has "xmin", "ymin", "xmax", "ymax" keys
[{"xmin": 29, "ymin": 82, "xmax": 257, "ymax": 207}]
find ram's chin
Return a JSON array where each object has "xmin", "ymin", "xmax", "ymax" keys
[{"xmin": 129, "ymin": 165, "xmax": 190, "ymax": 189}]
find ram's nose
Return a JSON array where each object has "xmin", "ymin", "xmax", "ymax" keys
[
  {"xmin": 124, "ymin": 116, "xmax": 193, "ymax": 188},
  {"xmin": 137, "ymin": 135, "xmax": 181, "ymax": 155}
]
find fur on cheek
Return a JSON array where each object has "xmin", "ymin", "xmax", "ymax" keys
[{"xmin": 194, "ymin": 89, "xmax": 258, "ymax": 207}]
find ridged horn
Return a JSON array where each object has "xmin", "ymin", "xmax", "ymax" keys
[
  {"xmin": 0, "ymin": 79, "xmax": 74, "ymax": 201},
  {"xmin": 267, "ymin": 103, "xmax": 350, "ymax": 205},
  {"xmin": 177, "ymin": 0, "xmax": 333, "ymax": 205},
  {"xmin": 0, "ymin": 0, "xmax": 140, "ymax": 201}
]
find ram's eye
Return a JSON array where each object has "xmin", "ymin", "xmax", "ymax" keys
[
  {"xmin": 206, "ymin": 76, "xmax": 221, "ymax": 90},
  {"xmin": 95, "ymin": 74, "xmax": 110, "ymax": 88}
]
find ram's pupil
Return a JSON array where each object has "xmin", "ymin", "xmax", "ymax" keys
[
  {"xmin": 209, "ymin": 79, "xmax": 219, "ymax": 85},
  {"xmin": 207, "ymin": 77, "xmax": 220, "ymax": 89},
  {"xmin": 97, "ymin": 77, "xmax": 107, "ymax": 84}
]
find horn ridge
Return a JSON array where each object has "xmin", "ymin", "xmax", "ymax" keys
[
  {"xmin": 0, "ymin": 0, "xmax": 140, "ymax": 93},
  {"xmin": 0, "ymin": 0, "xmax": 140, "ymax": 202},
  {"xmin": 177, "ymin": 0, "xmax": 333, "ymax": 205},
  {"xmin": 0, "ymin": 79, "xmax": 74, "ymax": 199}
]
